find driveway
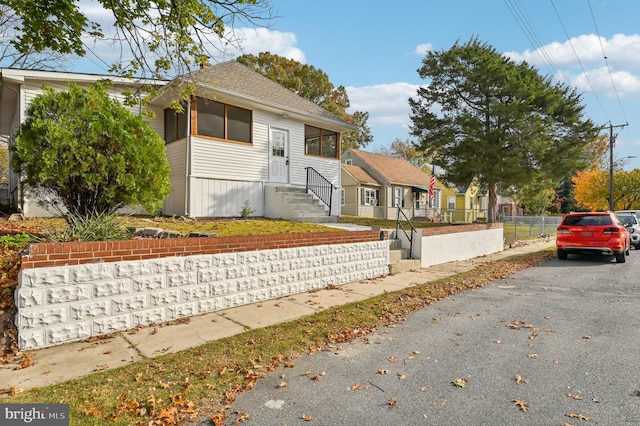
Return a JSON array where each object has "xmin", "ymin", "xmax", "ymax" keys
[{"xmin": 204, "ymin": 253, "xmax": 640, "ymax": 425}]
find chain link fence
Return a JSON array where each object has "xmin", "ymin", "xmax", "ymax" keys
[{"xmin": 499, "ymin": 215, "xmax": 562, "ymax": 244}]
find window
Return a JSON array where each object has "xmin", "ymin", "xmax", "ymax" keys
[
  {"xmin": 305, "ymin": 125, "xmax": 339, "ymax": 158},
  {"xmin": 360, "ymin": 188, "xmax": 379, "ymax": 206},
  {"xmin": 393, "ymin": 187, "xmax": 404, "ymax": 208},
  {"xmin": 164, "ymin": 102, "xmax": 188, "ymax": 143},
  {"xmin": 447, "ymin": 196, "xmax": 456, "ymax": 210},
  {"xmin": 193, "ymin": 97, "xmax": 252, "ymax": 143},
  {"xmin": 341, "ymin": 188, "xmax": 345, "ymax": 206},
  {"xmin": 344, "ymin": 159, "xmax": 352, "ymax": 165},
  {"xmin": 469, "ymin": 197, "xmax": 474, "ymax": 210}
]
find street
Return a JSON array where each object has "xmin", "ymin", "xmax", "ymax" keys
[{"xmin": 203, "ymin": 252, "xmax": 640, "ymax": 425}]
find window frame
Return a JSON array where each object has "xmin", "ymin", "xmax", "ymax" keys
[
  {"xmin": 360, "ymin": 188, "xmax": 379, "ymax": 206},
  {"xmin": 447, "ymin": 196, "xmax": 456, "ymax": 210},
  {"xmin": 305, "ymin": 125, "xmax": 340, "ymax": 159},
  {"xmin": 164, "ymin": 101, "xmax": 188, "ymax": 143},
  {"xmin": 191, "ymin": 96, "xmax": 253, "ymax": 144},
  {"xmin": 393, "ymin": 187, "xmax": 405, "ymax": 208}
]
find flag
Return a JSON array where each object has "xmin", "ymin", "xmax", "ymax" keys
[{"xmin": 429, "ymin": 164, "xmax": 436, "ymax": 200}]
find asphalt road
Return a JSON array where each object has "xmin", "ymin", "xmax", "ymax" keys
[{"xmin": 200, "ymin": 251, "xmax": 640, "ymax": 425}]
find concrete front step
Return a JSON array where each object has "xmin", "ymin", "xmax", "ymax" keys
[
  {"xmin": 389, "ymin": 248, "xmax": 410, "ymax": 263},
  {"xmin": 388, "ymin": 259, "xmax": 421, "ymax": 274}
]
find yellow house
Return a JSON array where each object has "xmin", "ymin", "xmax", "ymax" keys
[{"xmin": 419, "ymin": 164, "xmax": 488, "ymax": 223}]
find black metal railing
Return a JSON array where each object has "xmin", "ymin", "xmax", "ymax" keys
[
  {"xmin": 395, "ymin": 206, "xmax": 417, "ymax": 258},
  {"xmin": 305, "ymin": 167, "xmax": 333, "ymax": 215}
]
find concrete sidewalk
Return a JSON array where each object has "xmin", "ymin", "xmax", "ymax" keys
[{"xmin": 0, "ymin": 238, "xmax": 554, "ymax": 391}]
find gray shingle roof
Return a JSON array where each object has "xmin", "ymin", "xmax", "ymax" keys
[{"xmin": 171, "ymin": 61, "xmax": 354, "ymax": 130}]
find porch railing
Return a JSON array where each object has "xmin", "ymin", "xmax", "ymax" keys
[
  {"xmin": 305, "ymin": 167, "xmax": 333, "ymax": 215},
  {"xmin": 395, "ymin": 206, "xmax": 417, "ymax": 258}
]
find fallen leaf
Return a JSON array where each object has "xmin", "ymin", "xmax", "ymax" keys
[
  {"xmin": 513, "ymin": 399, "xmax": 528, "ymax": 412},
  {"xmin": 389, "ymin": 356, "xmax": 397, "ymax": 363},
  {"xmin": 93, "ymin": 364, "xmax": 109, "ymax": 372},
  {"xmin": 81, "ymin": 405, "xmax": 102, "ymax": 417},
  {"xmin": 432, "ymin": 317, "xmax": 442, "ymax": 324},
  {"xmin": 591, "ymin": 397, "xmax": 600, "ymax": 403},
  {"xmin": 398, "ymin": 374, "xmax": 407, "ymax": 380},
  {"xmin": 388, "ymin": 397, "xmax": 397, "ymax": 409},
  {"xmin": 514, "ymin": 374, "xmax": 528, "ymax": 385},
  {"xmin": 452, "ymin": 378, "xmax": 468, "ymax": 388},
  {"xmin": 234, "ymin": 410, "xmax": 250, "ymax": 423},
  {"xmin": 135, "ymin": 372, "xmax": 143, "ymax": 382},
  {"xmin": 527, "ymin": 354, "xmax": 538, "ymax": 359},
  {"xmin": 566, "ymin": 413, "xmax": 590, "ymax": 421},
  {"xmin": 278, "ymin": 381, "xmax": 287, "ymax": 388},
  {"xmin": 377, "ymin": 369, "xmax": 390, "ymax": 375},
  {"xmin": 565, "ymin": 392, "xmax": 583, "ymax": 400},
  {"xmin": 302, "ymin": 413, "xmax": 312, "ymax": 421},
  {"xmin": 350, "ymin": 384, "xmax": 361, "ymax": 391}
]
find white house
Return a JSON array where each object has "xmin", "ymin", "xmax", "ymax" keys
[{"xmin": 0, "ymin": 61, "xmax": 355, "ymax": 220}]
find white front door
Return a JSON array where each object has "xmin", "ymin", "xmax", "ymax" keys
[{"xmin": 269, "ymin": 128, "xmax": 289, "ymax": 183}]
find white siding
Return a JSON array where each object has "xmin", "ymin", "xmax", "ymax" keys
[
  {"xmin": 163, "ymin": 140, "xmax": 187, "ymax": 216},
  {"xmin": 190, "ymin": 178, "xmax": 263, "ymax": 217}
]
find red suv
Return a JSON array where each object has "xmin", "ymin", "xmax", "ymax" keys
[{"xmin": 556, "ymin": 212, "xmax": 631, "ymax": 263}]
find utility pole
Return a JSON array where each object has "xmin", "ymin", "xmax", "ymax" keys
[{"xmin": 609, "ymin": 122, "xmax": 629, "ymax": 211}]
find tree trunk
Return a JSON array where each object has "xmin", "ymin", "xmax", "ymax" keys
[{"xmin": 488, "ymin": 183, "xmax": 497, "ymax": 223}]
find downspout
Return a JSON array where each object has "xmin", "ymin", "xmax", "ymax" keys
[{"xmin": 184, "ymin": 99, "xmax": 192, "ymax": 217}]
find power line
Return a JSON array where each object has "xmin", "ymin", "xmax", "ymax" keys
[
  {"xmin": 587, "ymin": 0, "xmax": 629, "ymax": 125},
  {"xmin": 503, "ymin": 0, "xmax": 559, "ymax": 77},
  {"xmin": 549, "ymin": 0, "xmax": 610, "ymax": 122}
]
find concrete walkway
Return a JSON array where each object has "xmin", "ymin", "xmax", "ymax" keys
[{"xmin": 0, "ymin": 238, "xmax": 555, "ymax": 391}]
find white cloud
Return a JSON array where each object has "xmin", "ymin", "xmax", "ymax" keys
[
  {"xmin": 570, "ymin": 67, "xmax": 640, "ymax": 98},
  {"xmin": 346, "ymin": 82, "xmax": 421, "ymax": 126},
  {"xmin": 413, "ymin": 43, "xmax": 432, "ymax": 56},
  {"xmin": 222, "ymin": 27, "xmax": 306, "ymax": 63}
]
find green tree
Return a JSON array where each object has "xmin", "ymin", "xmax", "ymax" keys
[
  {"xmin": 3, "ymin": 0, "xmax": 273, "ymax": 79},
  {"xmin": 0, "ymin": 4, "xmax": 69, "ymax": 69},
  {"xmin": 377, "ymin": 138, "xmax": 426, "ymax": 166},
  {"xmin": 409, "ymin": 37, "xmax": 598, "ymax": 222},
  {"xmin": 11, "ymin": 81, "xmax": 171, "ymax": 216},
  {"xmin": 509, "ymin": 179, "xmax": 556, "ymax": 215},
  {"xmin": 237, "ymin": 52, "xmax": 372, "ymax": 152}
]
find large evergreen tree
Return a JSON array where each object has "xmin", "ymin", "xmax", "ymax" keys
[
  {"xmin": 11, "ymin": 81, "xmax": 171, "ymax": 216},
  {"xmin": 409, "ymin": 37, "xmax": 598, "ymax": 222}
]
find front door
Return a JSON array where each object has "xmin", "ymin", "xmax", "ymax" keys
[{"xmin": 269, "ymin": 128, "xmax": 289, "ymax": 183}]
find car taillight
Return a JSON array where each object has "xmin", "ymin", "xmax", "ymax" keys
[
  {"xmin": 557, "ymin": 226, "xmax": 571, "ymax": 234},
  {"xmin": 603, "ymin": 227, "xmax": 621, "ymax": 234}
]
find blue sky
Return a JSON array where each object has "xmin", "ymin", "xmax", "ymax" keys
[{"xmin": 72, "ymin": 0, "xmax": 640, "ymax": 169}]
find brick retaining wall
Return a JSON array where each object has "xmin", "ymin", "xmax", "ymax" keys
[{"xmin": 16, "ymin": 231, "xmax": 388, "ymax": 350}]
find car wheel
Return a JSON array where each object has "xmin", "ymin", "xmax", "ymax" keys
[
  {"xmin": 616, "ymin": 250, "xmax": 626, "ymax": 263},
  {"xmin": 634, "ymin": 243, "xmax": 640, "ymax": 250},
  {"xmin": 557, "ymin": 249, "xmax": 567, "ymax": 260},
  {"xmin": 626, "ymin": 244, "xmax": 631, "ymax": 255}
]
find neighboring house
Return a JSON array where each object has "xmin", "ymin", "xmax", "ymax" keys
[
  {"xmin": 0, "ymin": 61, "xmax": 355, "ymax": 219},
  {"xmin": 419, "ymin": 163, "xmax": 489, "ymax": 223},
  {"xmin": 341, "ymin": 149, "xmax": 439, "ymax": 220}
]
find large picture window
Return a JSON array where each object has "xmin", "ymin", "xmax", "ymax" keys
[
  {"xmin": 193, "ymin": 97, "xmax": 252, "ymax": 143},
  {"xmin": 305, "ymin": 125, "xmax": 339, "ymax": 158}
]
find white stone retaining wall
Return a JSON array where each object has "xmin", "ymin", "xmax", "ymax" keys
[{"xmin": 15, "ymin": 240, "xmax": 389, "ymax": 350}]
